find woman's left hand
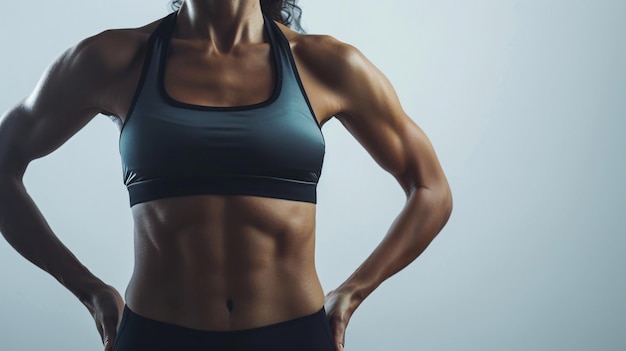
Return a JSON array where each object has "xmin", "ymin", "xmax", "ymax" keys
[{"xmin": 325, "ymin": 287, "xmax": 360, "ymax": 351}]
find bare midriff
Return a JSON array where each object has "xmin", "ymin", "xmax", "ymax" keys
[{"xmin": 124, "ymin": 194, "xmax": 325, "ymax": 331}]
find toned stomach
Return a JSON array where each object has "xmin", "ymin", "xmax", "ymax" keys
[{"xmin": 124, "ymin": 194, "xmax": 325, "ymax": 331}]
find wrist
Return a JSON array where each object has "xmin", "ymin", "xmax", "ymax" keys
[
  {"xmin": 335, "ymin": 279, "xmax": 375, "ymax": 312},
  {"xmin": 57, "ymin": 268, "xmax": 107, "ymax": 304}
]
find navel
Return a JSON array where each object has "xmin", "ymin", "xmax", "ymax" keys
[{"xmin": 226, "ymin": 298, "xmax": 234, "ymax": 312}]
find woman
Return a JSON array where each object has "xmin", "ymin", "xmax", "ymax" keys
[{"xmin": 0, "ymin": 0, "xmax": 452, "ymax": 350}]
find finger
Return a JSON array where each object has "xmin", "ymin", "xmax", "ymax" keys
[
  {"xmin": 335, "ymin": 339, "xmax": 345, "ymax": 351},
  {"xmin": 96, "ymin": 321, "xmax": 104, "ymax": 341},
  {"xmin": 331, "ymin": 322, "xmax": 346, "ymax": 351},
  {"xmin": 102, "ymin": 324, "xmax": 117, "ymax": 351},
  {"xmin": 103, "ymin": 333, "xmax": 115, "ymax": 351}
]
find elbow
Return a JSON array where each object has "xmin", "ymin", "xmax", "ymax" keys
[
  {"xmin": 0, "ymin": 171, "xmax": 21, "ymax": 190},
  {"xmin": 0, "ymin": 173, "xmax": 16, "ymax": 201},
  {"xmin": 0, "ymin": 157, "xmax": 27, "ymax": 185},
  {"xmin": 439, "ymin": 185, "xmax": 453, "ymax": 229},
  {"xmin": 410, "ymin": 180, "xmax": 453, "ymax": 231},
  {"xmin": 425, "ymin": 181, "xmax": 452, "ymax": 231},
  {"xmin": 0, "ymin": 171, "xmax": 23, "ymax": 205}
]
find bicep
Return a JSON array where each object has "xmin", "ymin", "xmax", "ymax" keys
[
  {"xmin": 0, "ymin": 46, "xmax": 103, "ymax": 177},
  {"xmin": 334, "ymin": 48, "xmax": 448, "ymax": 194},
  {"xmin": 0, "ymin": 104, "xmax": 98, "ymax": 178}
]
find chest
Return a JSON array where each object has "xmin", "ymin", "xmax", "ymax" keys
[
  {"xmin": 119, "ymin": 29, "xmax": 326, "ymax": 190},
  {"xmin": 164, "ymin": 41, "xmax": 274, "ymax": 108}
]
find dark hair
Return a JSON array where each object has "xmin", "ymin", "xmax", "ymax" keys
[{"xmin": 169, "ymin": 0, "xmax": 303, "ymax": 32}]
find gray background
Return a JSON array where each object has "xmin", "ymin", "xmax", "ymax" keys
[{"xmin": 1, "ymin": 0, "xmax": 624, "ymax": 350}]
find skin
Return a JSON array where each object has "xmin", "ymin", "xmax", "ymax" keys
[{"xmin": 0, "ymin": 1, "xmax": 452, "ymax": 350}]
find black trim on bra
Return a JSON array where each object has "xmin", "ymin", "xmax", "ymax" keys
[{"xmin": 127, "ymin": 175, "xmax": 317, "ymax": 206}]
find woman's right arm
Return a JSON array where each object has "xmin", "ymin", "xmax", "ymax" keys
[{"xmin": 0, "ymin": 32, "xmax": 134, "ymax": 350}]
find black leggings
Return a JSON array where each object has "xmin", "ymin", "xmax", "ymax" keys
[{"xmin": 111, "ymin": 305, "xmax": 336, "ymax": 351}]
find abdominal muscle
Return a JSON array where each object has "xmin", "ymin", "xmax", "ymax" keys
[{"xmin": 124, "ymin": 194, "xmax": 325, "ymax": 331}]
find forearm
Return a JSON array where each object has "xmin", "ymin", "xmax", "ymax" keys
[
  {"xmin": 0, "ymin": 175, "xmax": 105, "ymax": 303},
  {"xmin": 338, "ymin": 185, "xmax": 452, "ymax": 308}
]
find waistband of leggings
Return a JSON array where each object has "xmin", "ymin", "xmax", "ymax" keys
[{"xmin": 122, "ymin": 304, "xmax": 328, "ymax": 335}]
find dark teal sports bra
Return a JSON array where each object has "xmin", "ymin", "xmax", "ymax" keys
[{"xmin": 119, "ymin": 12, "xmax": 325, "ymax": 206}]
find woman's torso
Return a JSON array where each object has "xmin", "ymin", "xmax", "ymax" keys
[
  {"xmin": 93, "ymin": 14, "xmax": 341, "ymax": 331},
  {"xmin": 127, "ymin": 195, "xmax": 322, "ymax": 331}
]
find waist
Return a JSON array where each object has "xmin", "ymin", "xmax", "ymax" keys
[{"xmin": 125, "ymin": 194, "xmax": 324, "ymax": 330}]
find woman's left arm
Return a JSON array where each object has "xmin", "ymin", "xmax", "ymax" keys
[{"xmin": 317, "ymin": 39, "xmax": 453, "ymax": 350}]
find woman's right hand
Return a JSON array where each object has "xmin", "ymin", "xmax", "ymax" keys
[{"xmin": 83, "ymin": 284, "xmax": 125, "ymax": 351}]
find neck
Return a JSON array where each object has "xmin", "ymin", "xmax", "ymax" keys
[{"xmin": 176, "ymin": 0, "xmax": 265, "ymax": 52}]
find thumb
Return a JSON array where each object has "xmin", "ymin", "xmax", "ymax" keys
[
  {"xmin": 102, "ymin": 307, "xmax": 123, "ymax": 351},
  {"xmin": 103, "ymin": 329, "xmax": 117, "ymax": 351},
  {"xmin": 327, "ymin": 312, "xmax": 346, "ymax": 351},
  {"xmin": 333, "ymin": 326, "xmax": 346, "ymax": 351}
]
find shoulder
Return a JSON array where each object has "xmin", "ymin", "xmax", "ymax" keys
[
  {"xmin": 276, "ymin": 23, "xmax": 360, "ymax": 64},
  {"xmin": 275, "ymin": 23, "xmax": 393, "ymax": 117},
  {"xmin": 29, "ymin": 18, "xmax": 165, "ymax": 117},
  {"xmin": 62, "ymin": 20, "xmax": 162, "ymax": 81},
  {"xmin": 278, "ymin": 24, "xmax": 369, "ymax": 88}
]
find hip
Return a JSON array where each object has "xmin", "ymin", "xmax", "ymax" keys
[{"xmin": 112, "ymin": 304, "xmax": 335, "ymax": 351}]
